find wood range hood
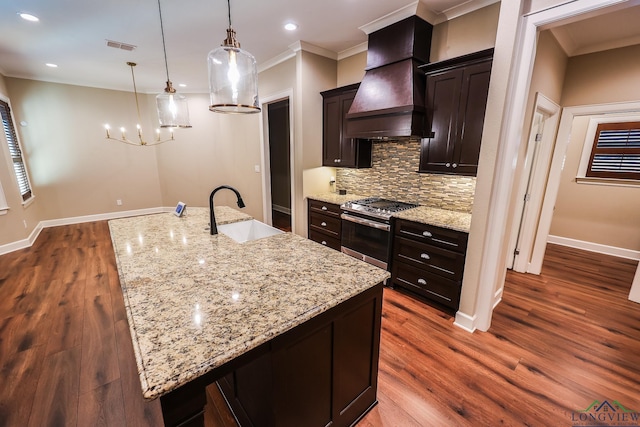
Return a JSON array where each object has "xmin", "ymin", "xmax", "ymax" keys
[{"xmin": 346, "ymin": 15, "xmax": 433, "ymax": 140}]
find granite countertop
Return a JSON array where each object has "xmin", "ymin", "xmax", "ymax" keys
[
  {"xmin": 392, "ymin": 206, "xmax": 471, "ymax": 233},
  {"xmin": 307, "ymin": 192, "xmax": 368, "ymax": 205},
  {"xmin": 108, "ymin": 206, "xmax": 389, "ymax": 400}
]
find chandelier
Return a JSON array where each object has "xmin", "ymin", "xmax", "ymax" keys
[
  {"xmin": 104, "ymin": 62, "xmax": 175, "ymax": 146},
  {"xmin": 207, "ymin": 0, "xmax": 260, "ymax": 113},
  {"xmin": 155, "ymin": 0, "xmax": 191, "ymax": 127}
]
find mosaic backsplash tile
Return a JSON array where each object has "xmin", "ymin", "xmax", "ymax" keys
[{"xmin": 335, "ymin": 139, "xmax": 475, "ymax": 213}]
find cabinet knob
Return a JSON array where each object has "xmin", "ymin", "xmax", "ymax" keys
[
  {"xmin": 446, "ymin": 162, "xmax": 451, "ymax": 167},
  {"xmin": 321, "ymin": 206, "xmax": 328, "ymax": 211},
  {"xmin": 422, "ymin": 231, "xmax": 432, "ymax": 237},
  {"xmin": 337, "ymin": 159, "xmax": 341, "ymax": 163},
  {"xmin": 452, "ymin": 163, "xmax": 458, "ymax": 168},
  {"xmin": 321, "ymin": 241, "xmax": 327, "ymax": 245},
  {"xmin": 420, "ymin": 253, "xmax": 430, "ymax": 260},
  {"xmin": 321, "ymin": 222, "xmax": 327, "ymax": 227},
  {"xmin": 418, "ymin": 278, "xmax": 427, "ymax": 285}
]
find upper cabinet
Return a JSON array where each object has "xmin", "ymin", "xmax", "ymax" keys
[
  {"xmin": 418, "ymin": 49, "xmax": 493, "ymax": 176},
  {"xmin": 321, "ymin": 84, "xmax": 372, "ymax": 168}
]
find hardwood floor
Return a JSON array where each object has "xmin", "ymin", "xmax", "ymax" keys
[
  {"xmin": 271, "ymin": 209, "xmax": 291, "ymax": 232},
  {"xmin": 0, "ymin": 222, "xmax": 638, "ymax": 426}
]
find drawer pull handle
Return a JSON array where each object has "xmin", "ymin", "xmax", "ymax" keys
[
  {"xmin": 452, "ymin": 163, "xmax": 458, "ymax": 168},
  {"xmin": 422, "ymin": 231, "xmax": 432, "ymax": 237},
  {"xmin": 321, "ymin": 206, "xmax": 328, "ymax": 211},
  {"xmin": 321, "ymin": 241, "xmax": 327, "ymax": 245},
  {"xmin": 446, "ymin": 162, "xmax": 451, "ymax": 167},
  {"xmin": 321, "ymin": 222, "xmax": 327, "ymax": 227},
  {"xmin": 417, "ymin": 278, "xmax": 427, "ymax": 285},
  {"xmin": 420, "ymin": 253, "xmax": 430, "ymax": 260}
]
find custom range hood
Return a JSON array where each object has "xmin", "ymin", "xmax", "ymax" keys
[{"xmin": 346, "ymin": 15, "xmax": 433, "ymax": 139}]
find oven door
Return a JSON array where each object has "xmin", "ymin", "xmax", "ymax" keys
[{"xmin": 340, "ymin": 213, "xmax": 391, "ymax": 270}]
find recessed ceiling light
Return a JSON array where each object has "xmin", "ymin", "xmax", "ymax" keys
[
  {"xmin": 45, "ymin": 63, "xmax": 58, "ymax": 68},
  {"xmin": 284, "ymin": 23, "xmax": 298, "ymax": 31},
  {"xmin": 19, "ymin": 13, "xmax": 39, "ymax": 22}
]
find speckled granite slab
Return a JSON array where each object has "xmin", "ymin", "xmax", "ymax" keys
[
  {"xmin": 108, "ymin": 207, "xmax": 389, "ymax": 400},
  {"xmin": 392, "ymin": 206, "xmax": 471, "ymax": 233},
  {"xmin": 307, "ymin": 192, "xmax": 368, "ymax": 205}
]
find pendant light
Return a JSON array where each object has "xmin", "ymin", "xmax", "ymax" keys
[
  {"xmin": 207, "ymin": 0, "xmax": 260, "ymax": 114},
  {"xmin": 104, "ymin": 62, "xmax": 175, "ymax": 146},
  {"xmin": 156, "ymin": 0, "xmax": 191, "ymax": 127}
]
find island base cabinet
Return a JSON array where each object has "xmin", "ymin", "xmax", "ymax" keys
[{"xmin": 218, "ymin": 283, "xmax": 383, "ymax": 427}]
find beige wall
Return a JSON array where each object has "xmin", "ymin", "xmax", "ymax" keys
[
  {"xmin": 155, "ymin": 94, "xmax": 263, "ymax": 220},
  {"xmin": 430, "ymin": 2, "xmax": 500, "ymax": 62},
  {"xmin": 561, "ymin": 44, "xmax": 640, "ymax": 106},
  {"xmin": 548, "ymin": 44, "xmax": 640, "ymax": 252},
  {"xmin": 337, "ymin": 52, "xmax": 366, "ymax": 87},
  {"xmin": 6, "ymin": 78, "xmax": 164, "ymax": 220},
  {"xmin": 550, "ymin": 116, "xmax": 640, "ymax": 250}
]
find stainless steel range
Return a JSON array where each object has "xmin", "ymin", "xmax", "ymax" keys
[{"xmin": 340, "ymin": 198, "xmax": 418, "ymax": 270}]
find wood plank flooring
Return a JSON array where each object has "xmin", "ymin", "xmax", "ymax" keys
[{"xmin": 0, "ymin": 222, "xmax": 638, "ymax": 426}]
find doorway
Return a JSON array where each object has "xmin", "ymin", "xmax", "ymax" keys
[{"xmin": 266, "ymin": 99, "xmax": 292, "ymax": 232}]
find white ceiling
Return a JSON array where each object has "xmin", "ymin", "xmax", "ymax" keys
[
  {"xmin": 1, "ymin": 0, "xmax": 639, "ymax": 95},
  {"xmin": 0, "ymin": 0, "xmax": 497, "ymax": 94}
]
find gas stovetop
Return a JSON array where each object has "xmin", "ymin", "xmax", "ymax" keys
[{"xmin": 341, "ymin": 197, "xmax": 419, "ymax": 220}]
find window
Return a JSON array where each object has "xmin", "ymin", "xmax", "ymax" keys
[
  {"xmin": 0, "ymin": 99, "xmax": 32, "ymax": 202},
  {"xmin": 586, "ymin": 121, "xmax": 640, "ymax": 180}
]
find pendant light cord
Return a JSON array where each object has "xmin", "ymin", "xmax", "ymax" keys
[
  {"xmin": 128, "ymin": 63, "xmax": 143, "ymax": 128},
  {"xmin": 227, "ymin": 0, "xmax": 232, "ymax": 28},
  {"xmin": 157, "ymin": 0, "xmax": 170, "ymax": 82}
]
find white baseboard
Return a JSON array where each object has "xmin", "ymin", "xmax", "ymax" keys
[
  {"xmin": 272, "ymin": 204, "xmax": 291, "ymax": 215},
  {"xmin": 0, "ymin": 207, "xmax": 168, "ymax": 256},
  {"xmin": 547, "ymin": 235, "xmax": 640, "ymax": 261},
  {"xmin": 453, "ymin": 311, "xmax": 476, "ymax": 333}
]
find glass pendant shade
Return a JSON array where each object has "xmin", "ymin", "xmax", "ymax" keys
[
  {"xmin": 156, "ymin": 82, "xmax": 192, "ymax": 128},
  {"xmin": 208, "ymin": 29, "xmax": 260, "ymax": 114}
]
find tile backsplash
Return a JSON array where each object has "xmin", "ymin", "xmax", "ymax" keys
[{"xmin": 335, "ymin": 139, "xmax": 475, "ymax": 213}]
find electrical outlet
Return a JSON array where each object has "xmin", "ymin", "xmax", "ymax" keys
[
  {"xmin": 116, "ymin": 199, "xmax": 123, "ymax": 206},
  {"xmin": 254, "ymin": 165, "xmax": 260, "ymax": 173}
]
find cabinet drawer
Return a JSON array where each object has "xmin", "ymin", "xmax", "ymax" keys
[
  {"xmin": 309, "ymin": 230, "xmax": 341, "ymax": 251},
  {"xmin": 391, "ymin": 261, "xmax": 461, "ymax": 310},
  {"xmin": 395, "ymin": 219, "xmax": 468, "ymax": 253},
  {"xmin": 309, "ymin": 212, "xmax": 341, "ymax": 237},
  {"xmin": 393, "ymin": 236, "xmax": 465, "ymax": 281},
  {"xmin": 309, "ymin": 200, "xmax": 341, "ymax": 217}
]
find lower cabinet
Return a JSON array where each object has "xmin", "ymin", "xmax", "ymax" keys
[
  {"xmin": 391, "ymin": 218, "xmax": 468, "ymax": 310},
  {"xmin": 217, "ymin": 284, "xmax": 383, "ymax": 427},
  {"xmin": 307, "ymin": 199, "xmax": 342, "ymax": 251}
]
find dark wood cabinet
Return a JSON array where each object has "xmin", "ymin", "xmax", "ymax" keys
[
  {"xmin": 419, "ymin": 49, "xmax": 493, "ymax": 176},
  {"xmin": 321, "ymin": 84, "xmax": 372, "ymax": 168},
  {"xmin": 307, "ymin": 199, "xmax": 342, "ymax": 251},
  {"xmin": 217, "ymin": 283, "xmax": 383, "ymax": 427},
  {"xmin": 391, "ymin": 218, "xmax": 468, "ymax": 310}
]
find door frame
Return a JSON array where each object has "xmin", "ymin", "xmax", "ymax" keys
[
  {"xmin": 259, "ymin": 89, "xmax": 295, "ymax": 230},
  {"xmin": 508, "ymin": 92, "xmax": 560, "ymax": 273}
]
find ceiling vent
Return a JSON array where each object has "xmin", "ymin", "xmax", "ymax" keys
[{"xmin": 106, "ymin": 40, "xmax": 137, "ymax": 51}]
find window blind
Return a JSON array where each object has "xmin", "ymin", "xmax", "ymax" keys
[
  {"xmin": 0, "ymin": 100, "xmax": 32, "ymax": 201},
  {"xmin": 587, "ymin": 122, "xmax": 640, "ymax": 180}
]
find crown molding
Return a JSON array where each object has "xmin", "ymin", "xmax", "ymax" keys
[
  {"xmin": 337, "ymin": 42, "xmax": 368, "ymax": 60},
  {"xmin": 288, "ymin": 41, "xmax": 338, "ymax": 60}
]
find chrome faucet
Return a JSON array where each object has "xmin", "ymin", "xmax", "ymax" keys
[{"xmin": 209, "ymin": 185, "xmax": 245, "ymax": 235}]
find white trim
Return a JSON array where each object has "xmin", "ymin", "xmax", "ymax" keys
[
  {"xmin": 337, "ymin": 42, "xmax": 368, "ymax": 61},
  {"xmin": 578, "ymin": 113, "xmax": 640, "ymax": 177},
  {"xmin": 259, "ymin": 90, "xmax": 295, "ymax": 232},
  {"xmin": 258, "ymin": 50, "xmax": 296, "ymax": 74},
  {"xmin": 509, "ymin": 93, "xmax": 560, "ymax": 273},
  {"xmin": 629, "ymin": 265, "xmax": 640, "ymax": 303},
  {"xmin": 547, "ymin": 235, "xmax": 640, "ymax": 261},
  {"xmin": 288, "ymin": 41, "xmax": 337, "ymax": 60},
  {"xmin": 453, "ymin": 311, "xmax": 477, "ymax": 333},
  {"xmin": 0, "ymin": 207, "xmax": 166, "ymax": 256},
  {"xmin": 440, "ymin": 0, "xmax": 500, "ymax": 23}
]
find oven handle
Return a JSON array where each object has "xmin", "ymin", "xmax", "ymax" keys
[{"xmin": 341, "ymin": 213, "xmax": 390, "ymax": 232}]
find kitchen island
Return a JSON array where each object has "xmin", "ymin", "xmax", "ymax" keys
[{"xmin": 108, "ymin": 207, "xmax": 389, "ymax": 426}]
